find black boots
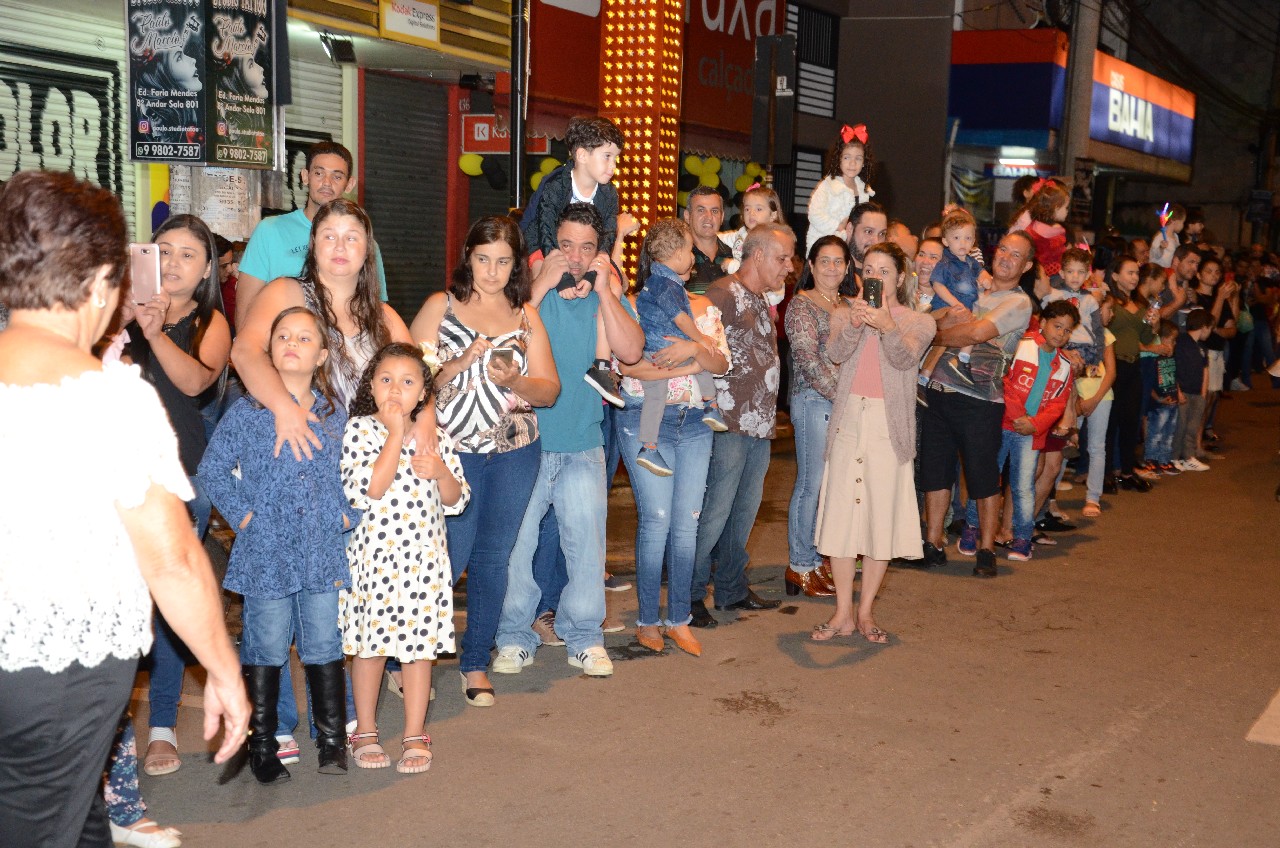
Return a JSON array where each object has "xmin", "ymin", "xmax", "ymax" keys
[
  {"xmin": 243, "ymin": 665, "xmax": 290, "ymax": 784},
  {"xmin": 304, "ymin": 660, "xmax": 348, "ymax": 774}
]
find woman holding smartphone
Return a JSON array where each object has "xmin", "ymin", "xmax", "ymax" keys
[
  {"xmin": 124, "ymin": 213, "xmax": 231, "ymax": 776},
  {"xmin": 409, "ymin": 215, "xmax": 559, "ymax": 707},
  {"xmin": 811, "ymin": 242, "xmax": 935, "ymax": 643}
]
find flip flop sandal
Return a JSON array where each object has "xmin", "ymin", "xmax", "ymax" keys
[
  {"xmin": 810, "ymin": 622, "xmax": 855, "ymax": 641},
  {"xmin": 859, "ymin": 626, "xmax": 890, "ymax": 644},
  {"xmin": 1032, "ymin": 532, "xmax": 1058, "ymax": 546},
  {"xmin": 348, "ymin": 731, "xmax": 389, "ymax": 769},
  {"xmin": 397, "ymin": 735, "xmax": 432, "ymax": 774}
]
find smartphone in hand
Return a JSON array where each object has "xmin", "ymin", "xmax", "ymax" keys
[
  {"xmin": 490, "ymin": 347, "xmax": 515, "ymax": 368},
  {"xmin": 129, "ymin": 243, "xmax": 161, "ymax": 304},
  {"xmin": 862, "ymin": 277, "xmax": 883, "ymax": 309}
]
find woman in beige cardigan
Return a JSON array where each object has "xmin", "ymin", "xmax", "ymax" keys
[{"xmin": 811, "ymin": 242, "xmax": 936, "ymax": 642}]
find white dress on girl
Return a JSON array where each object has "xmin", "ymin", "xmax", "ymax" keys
[
  {"xmin": 806, "ymin": 175, "xmax": 875, "ymax": 253},
  {"xmin": 340, "ymin": 418, "xmax": 470, "ymax": 662}
]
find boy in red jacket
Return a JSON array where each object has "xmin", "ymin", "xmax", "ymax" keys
[{"xmin": 966, "ymin": 300, "xmax": 1079, "ymax": 562}]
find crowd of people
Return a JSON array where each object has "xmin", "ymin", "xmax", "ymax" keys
[{"xmin": 4, "ymin": 117, "xmax": 1280, "ymax": 846}]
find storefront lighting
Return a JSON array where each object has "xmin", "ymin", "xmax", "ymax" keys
[
  {"xmin": 997, "ymin": 158, "xmax": 1038, "ymax": 167},
  {"xmin": 600, "ymin": 0, "xmax": 684, "ymax": 272}
]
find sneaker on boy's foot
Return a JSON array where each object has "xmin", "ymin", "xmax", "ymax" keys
[
  {"xmin": 532, "ymin": 611, "xmax": 564, "ymax": 646},
  {"xmin": 585, "ymin": 362, "xmax": 624, "ymax": 408},
  {"xmin": 920, "ymin": 541, "xmax": 947, "ymax": 568},
  {"xmin": 701, "ymin": 406, "xmax": 729, "ymax": 432},
  {"xmin": 973, "ymin": 548, "xmax": 998, "ymax": 577},
  {"xmin": 491, "ymin": 645, "xmax": 534, "ymax": 674},
  {"xmin": 276, "ymin": 736, "xmax": 301, "ymax": 765},
  {"xmin": 636, "ymin": 445, "xmax": 673, "ymax": 476},
  {"xmin": 1230, "ymin": 378, "xmax": 1250, "ymax": 391},
  {"xmin": 1159, "ymin": 462, "xmax": 1181, "ymax": 476},
  {"xmin": 957, "ymin": 523, "xmax": 978, "ymax": 556},
  {"xmin": 1134, "ymin": 463, "xmax": 1160, "ymax": 481},
  {"xmin": 1180, "ymin": 457, "xmax": 1211, "ymax": 471},
  {"xmin": 1007, "ymin": 539, "xmax": 1034, "ymax": 562},
  {"xmin": 569, "ymin": 646, "xmax": 614, "ymax": 677}
]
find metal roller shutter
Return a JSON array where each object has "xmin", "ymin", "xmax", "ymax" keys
[
  {"xmin": 278, "ymin": 58, "xmax": 344, "ymax": 212},
  {"xmin": 0, "ymin": 0, "xmax": 136, "ymax": 234},
  {"xmin": 362, "ymin": 72, "xmax": 448, "ymax": 321}
]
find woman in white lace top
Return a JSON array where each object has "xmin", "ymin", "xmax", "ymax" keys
[{"xmin": 0, "ymin": 171, "xmax": 248, "ymax": 847}]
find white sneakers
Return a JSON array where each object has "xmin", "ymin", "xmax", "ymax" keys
[
  {"xmin": 1176, "ymin": 457, "xmax": 1211, "ymax": 472},
  {"xmin": 493, "ymin": 644, "xmax": 614, "ymax": 677},
  {"xmin": 568, "ymin": 646, "xmax": 614, "ymax": 677},
  {"xmin": 491, "ymin": 645, "xmax": 534, "ymax": 674}
]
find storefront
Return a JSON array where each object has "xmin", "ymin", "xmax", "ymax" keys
[
  {"xmin": 1, "ymin": 0, "xmax": 511, "ymax": 316},
  {"xmin": 948, "ymin": 29, "xmax": 1196, "ymax": 235}
]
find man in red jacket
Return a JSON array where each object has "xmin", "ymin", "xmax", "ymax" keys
[{"xmin": 967, "ymin": 299, "xmax": 1079, "ymax": 563}]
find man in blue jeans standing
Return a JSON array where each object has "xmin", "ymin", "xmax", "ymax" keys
[
  {"xmin": 492, "ymin": 204, "xmax": 644, "ymax": 677},
  {"xmin": 690, "ymin": 223, "xmax": 796, "ymax": 627}
]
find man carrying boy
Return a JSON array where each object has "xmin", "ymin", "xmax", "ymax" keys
[
  {"xmin": 493, "ymin": 204, "xmax": 644, "ymax": 677},
  {"xmin": 971, "ymin": 300, "xmax": 1079, "ymax": 562},
  {"xmin": 1173, "ymin": 309, "xmax": 1213, "ymax": 472},
  {"xmin": 919, "ymin": 231, "xmax": 1035, "ymax": 577}
]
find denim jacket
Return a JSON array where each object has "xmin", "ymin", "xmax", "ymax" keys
[{"xmin": 199, "ymin": 394, "xmax": 362, "ymax": 599}]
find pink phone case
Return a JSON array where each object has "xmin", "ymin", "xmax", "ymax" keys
[{"xmin": 129, "ymin": 243, "xmax": 161, "ymax": 304}]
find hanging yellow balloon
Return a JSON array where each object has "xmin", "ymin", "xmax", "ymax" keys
[
  {"xmin": 677, "ymin": 190, "xmax": 689, "ymax": 208},
  {"xmin": 684, "ymin": 155, "xmax": 704, "ymax": 175},
  {"xmin": 458, "ymin": 153, "xmax": 484, "ymax": 177},
  {"xmin": 540, "ymin": 157, "xmax": 560, "ymax": 174},
  {"xmin": 704, "ymin": 156, "xmax": 721, "ymax": 174},
  {"xmin": 698, "ymin": 172, "xmax": 720, "ymax": 189},
  {"xmin": 734, "ymin": 174, "xmax": 753, "ymax": 193},
  {"xmin": 531, "ymin": 172, "xmax": 544, "ymax": 191},
  {"xmin": 746, "ymin": 162, "xmax": 764, "ymax": 178}
]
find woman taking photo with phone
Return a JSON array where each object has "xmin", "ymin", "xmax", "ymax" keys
[
  {"xmin": 409, "ymin": 215, "xmax": 559, "ymax": 706},
  {"xmin": 0, "ymin": 170, "xmax": 247, "ymax": 847},
  {"xmin": 123, "ymin": 213, "xmax": 232, "ymax": 777},
  {"xmin": 810, "ymin": 242, "xmax": 935, "ymax": 643}
]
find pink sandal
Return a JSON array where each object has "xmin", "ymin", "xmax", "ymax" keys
[
  {"xmin": 348, "ymin": 730, "xmax": 389, "ymax": 769},
  {"xmin": 397, "ymin": 734, "xmax": 432, "ymax": 774}
]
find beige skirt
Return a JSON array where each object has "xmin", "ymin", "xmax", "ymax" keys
[{"xmin": 814, "ymin": 395, "xmax": 923, "ymax": 562}]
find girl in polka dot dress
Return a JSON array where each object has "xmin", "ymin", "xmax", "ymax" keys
[{"xmin": 340, "ymin": 343, "xmax": 469, "ymax": 774}]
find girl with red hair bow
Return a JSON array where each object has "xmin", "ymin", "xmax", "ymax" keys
[{"xmin": 806, "ymin": 123, "xmax": 876, "ymax": 253}]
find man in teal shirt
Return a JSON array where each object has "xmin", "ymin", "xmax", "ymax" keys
[
  {"xmin": 492, "ymin": 204, "xmax": 643, "ymax": 678},
  {"xmin": 235, "ymin": 141, "xmax": 387, "ymax": 328}
]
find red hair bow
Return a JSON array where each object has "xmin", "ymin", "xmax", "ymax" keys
[
  {"xmin": 1030, "ymin": 177, "xmax": 1052, "ymax": 194},
  {"xmin": 841, "ymin": 123, "xmax": 868, "ymax": 145},
  {"xmin": 746, "ymin": 182, "xmax": 762, "ymax": 192}
]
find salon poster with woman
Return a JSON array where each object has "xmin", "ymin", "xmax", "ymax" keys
[
  {"xmin": 127, "ymin": 0, "xmax": 207, "ymax": 163},
  {"xmin": 206, "ymin": 2, "xmax": 274, "ymax": 169}
]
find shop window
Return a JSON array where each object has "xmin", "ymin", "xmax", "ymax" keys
[{"xmin": 786, "ymin": 4, "xmax": 838, "ymax": 118}]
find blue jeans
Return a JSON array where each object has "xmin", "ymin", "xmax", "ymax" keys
[
  {"xmin": 533, "ymin": 508, "xmax": 569, "ymax": 618},
  {"xmin": 498, "ymin": 448, "xmax": 607, "ymax": 656},
  {"xmin": 188, "ymin": 474, "xmax": 210, "ymax": 541},
  {"xmin": 240, "ymin": 591, "xmax": 342, "ymax": 667},
  {"xmin": 1080, "ymin": 397, "xmax": 1112, "ymax": 503},
  {"xmin": 786, "ymin": 388, "xmax": 831, "ymax": 572},
  {"xmin": 617, "ymin": 404, "xmax": 713, "ymax": 626},
  {"xmin": 968, "ymin": 429, "xmax": 1036, "ymax": 542},
  {"xmin": 692, "ymin": 432, "xmax": 772, "ymax": 607},
  {"xmin": 146, "ymin": 612, "xmax": 192, "ymax": 728},
  {"xmin": 446, "ymin": 441, "xmax": 542, "ymax": 673},
  {"xmin": 1144, "ymin": 402, "xmax": 1178, "ymax": 464}
]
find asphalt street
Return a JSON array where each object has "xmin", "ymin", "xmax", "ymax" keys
[{"xmin": 133, "ymin": 386, "xmax": 1280, "ymax": 848}]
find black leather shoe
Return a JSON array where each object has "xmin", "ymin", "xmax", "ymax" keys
[
  {"xmin": 715, "ymin": 589, "xmax": 781, "ymax": 611},
  {"xmin": 973, "ymin": 549, "xmax": 998, "ymax": 578},
  {"xmin": 305, "ymin": 660, "xmax": 349, "ymax": 774},
  {"xmin": 1117, "ymin": 473, "xmax": 1151, "ymax": 493},
  {"xmin": 689, "ymin": 600, "xmax": 717, "ymax": 628}
]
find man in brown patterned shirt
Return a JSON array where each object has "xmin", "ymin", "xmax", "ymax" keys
[{"xmin": 690, "ymin": 223, "xmax": 796, "ymax": 626}]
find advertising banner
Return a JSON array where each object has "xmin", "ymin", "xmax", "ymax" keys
[
  {"xmin": 206, "ymin": 0, "xmax": 274, "ymax": 168},
  {"xmin": 380, "ymin": 0, "xmax": 441, "ymax": 49},
  {"xmin": 682, "ymin": 0, "xmax": 783, "ymax": 136},
  {"xmin": 127, "ymin": 0, "xmax": 208, "ymax": 163},
  {"xmin": 1088, "ymin": 52, "xmax": 1195, "ymax": 165}
]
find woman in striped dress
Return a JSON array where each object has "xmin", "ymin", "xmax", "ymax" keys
[{"xmin": 410, "ymin": 216, "xmax": 560, "ymax": 707}]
